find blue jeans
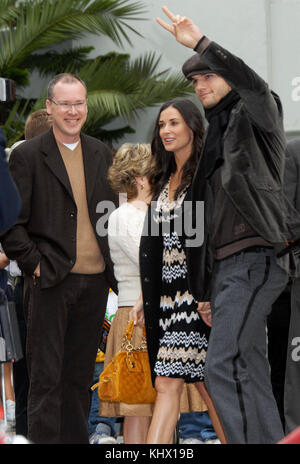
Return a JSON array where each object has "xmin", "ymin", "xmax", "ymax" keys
[
  {"xmin": 88, "ymin": 362, "xmax": 119, "ymax": 437},
  {"xmin": 179, "ymin": 411, "xmax": 217, "ymax": 441}
]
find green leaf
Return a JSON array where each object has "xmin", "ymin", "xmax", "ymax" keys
[
  {"xmin": 0, "ymin": 1, "xmax": 194, "ymax": 146},
  {"xmin": 25, "ymin": 46, "xmax": 95, "ymax": 75},
  {"xmin": 0, "ymin": 0, "xmax": 146, "ymax": 71}
]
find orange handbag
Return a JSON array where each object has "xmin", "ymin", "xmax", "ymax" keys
[{"xmin": 93, "ymin": 319, "xmax": 156, "ymax": 404}]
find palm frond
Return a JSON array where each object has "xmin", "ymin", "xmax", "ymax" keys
[
  {"xmin": 127, "ymin": 52, "xmax": 163, "ymax": 80},
  {"xmin": 0, "ymin": 66, "xmax": 29, "ymax": 87},
  {"xmin": 25, "ymin": 46, "xmax": 95, "ymax": 76},
  {"xmin": 0, "ymin": 0, "xmax": 146, "ymax": 70},
  {"xmin": 84, "ymin": 123, "xmax": 135, "ymax": 146},
  {"xmin": 0, "ymin": 98, "xmax": 35, "ymax": 145},
  {"xmin": 130, "ymin": 72, "xmax": 194, "ymax": 109},
  {"xmin": 0, "ymin": 0, "xmax": 19, "ymax": 28},
  {"xmin": 0, "ymin": 2, "xmax": 193, "ymax": 147},
  {"xmin": 78, "ymin": 52, "xmax": 193, "ymax": 122}
]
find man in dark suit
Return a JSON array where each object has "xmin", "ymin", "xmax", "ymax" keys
[{"xmin": 0, "ymin": 73, "xmax": 117, "ymax": 444}]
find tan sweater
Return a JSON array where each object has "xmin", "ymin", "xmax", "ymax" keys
[{"xmin": 58, "ymin": 141, "xmax": 105, "ymax": 274}]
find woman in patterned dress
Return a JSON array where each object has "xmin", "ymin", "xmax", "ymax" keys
[{"xmin": 130, "ymin": 99, "xmax": 226, "ymax": 444}]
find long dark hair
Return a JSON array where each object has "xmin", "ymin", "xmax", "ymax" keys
[{"xmin": 150, "ymin": 98, "xmax": 205, "ymax": 200}]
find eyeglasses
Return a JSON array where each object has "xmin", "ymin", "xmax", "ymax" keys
[{"xmin": 50, "ymin": 99, "xmax": 88, "ymax": 111}]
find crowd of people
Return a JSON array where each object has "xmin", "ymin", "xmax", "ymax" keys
[{"xmin": 1, "ymin": 7, "xmax": 300, "ymax": 445}]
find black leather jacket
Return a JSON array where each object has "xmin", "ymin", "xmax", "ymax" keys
[{"xmin": 186, "ymin": 39, "xmax": 300, "ymax": 301}]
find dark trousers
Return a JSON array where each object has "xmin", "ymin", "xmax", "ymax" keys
[
  {"xmin": 205, "ymin": 248, "xmax": 288, "ymax": 444},
  {"xmin": 284, "ymin": 277, "xmax": 300, "ymax": 434},
  {"xmin": 24, "ymin": 272, "xmax": 109, "ymax": 444},
  {"xmin": 12, "ymin": 276, "xmax": 29, "ymax": 437}
]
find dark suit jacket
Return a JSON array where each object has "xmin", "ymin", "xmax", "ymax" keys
[{"xmin": 0, "ymin": 128, "xmax": 118, "ymax": 291}]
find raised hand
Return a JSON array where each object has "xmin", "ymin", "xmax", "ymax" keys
[{"xmin": 156, "ymin": 5, "xmax": 203, "ymax": 49}]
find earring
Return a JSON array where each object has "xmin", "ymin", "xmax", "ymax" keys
[{"xmin": 141, "ymin": 184, "xmax": 144, "ymax": 190}]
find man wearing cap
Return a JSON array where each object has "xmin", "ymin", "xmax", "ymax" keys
[{"xmin": 156, "ymin": 7, "xmax": 300, "ymax": 444}]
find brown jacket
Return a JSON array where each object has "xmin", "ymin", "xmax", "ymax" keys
[{"xmin": 1, "ymin": 128, "xmax": 118, "ymax": 291}]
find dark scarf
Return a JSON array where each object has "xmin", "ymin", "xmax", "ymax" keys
[{"xmin": 202, "ymin": 90, "xmax": 240, "ymax": 179}]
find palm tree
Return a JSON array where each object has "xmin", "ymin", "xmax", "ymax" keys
[
  {"xmin": 0, "ymin": 0, "xmax": 147, "ymax": 84},
  {"xmin": 0, "ymin": 0, "xmax": 193, "ymax": 146}
]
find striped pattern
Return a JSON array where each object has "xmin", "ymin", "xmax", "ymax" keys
[{"xmin": 153, "ymin": 180, "xmax": 209, "ymax": 382}]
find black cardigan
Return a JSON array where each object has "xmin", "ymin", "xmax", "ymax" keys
[{"xmin": 139, "ymin": 187, "xmax": 213, "ymax": 385}]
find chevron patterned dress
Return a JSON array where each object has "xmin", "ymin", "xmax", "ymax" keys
[{"xmin": 153, "ymin": 181, "xmax": 209, "ymax": 382}]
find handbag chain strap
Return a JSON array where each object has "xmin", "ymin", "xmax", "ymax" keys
[
  {"xmin": 120, "ymin": 320, "xmax": 148, "ymax": 353},
  {"xmin": 121, "ymin": 333, "xmax": 148, "ymax": 353}
]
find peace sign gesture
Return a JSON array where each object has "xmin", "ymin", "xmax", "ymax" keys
[{"xmin": 156, "ymin": 6, "xmax": 204, "ymax": 49}]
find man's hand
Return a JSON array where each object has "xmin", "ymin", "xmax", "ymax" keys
[
  {"xmin": 33, "ymin": 262, "xmax": 40, "ymax": 277},
  {"xmin": 0, "ymin": 253, "xmax": 10, "ymax": 270},
  {"xmin": 197, "ymin": 301, "xmax": 212, "ymax": 327},
  {"xmin": 156, "ymin": 6, "xmax": 203, "ymax": 49}
]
